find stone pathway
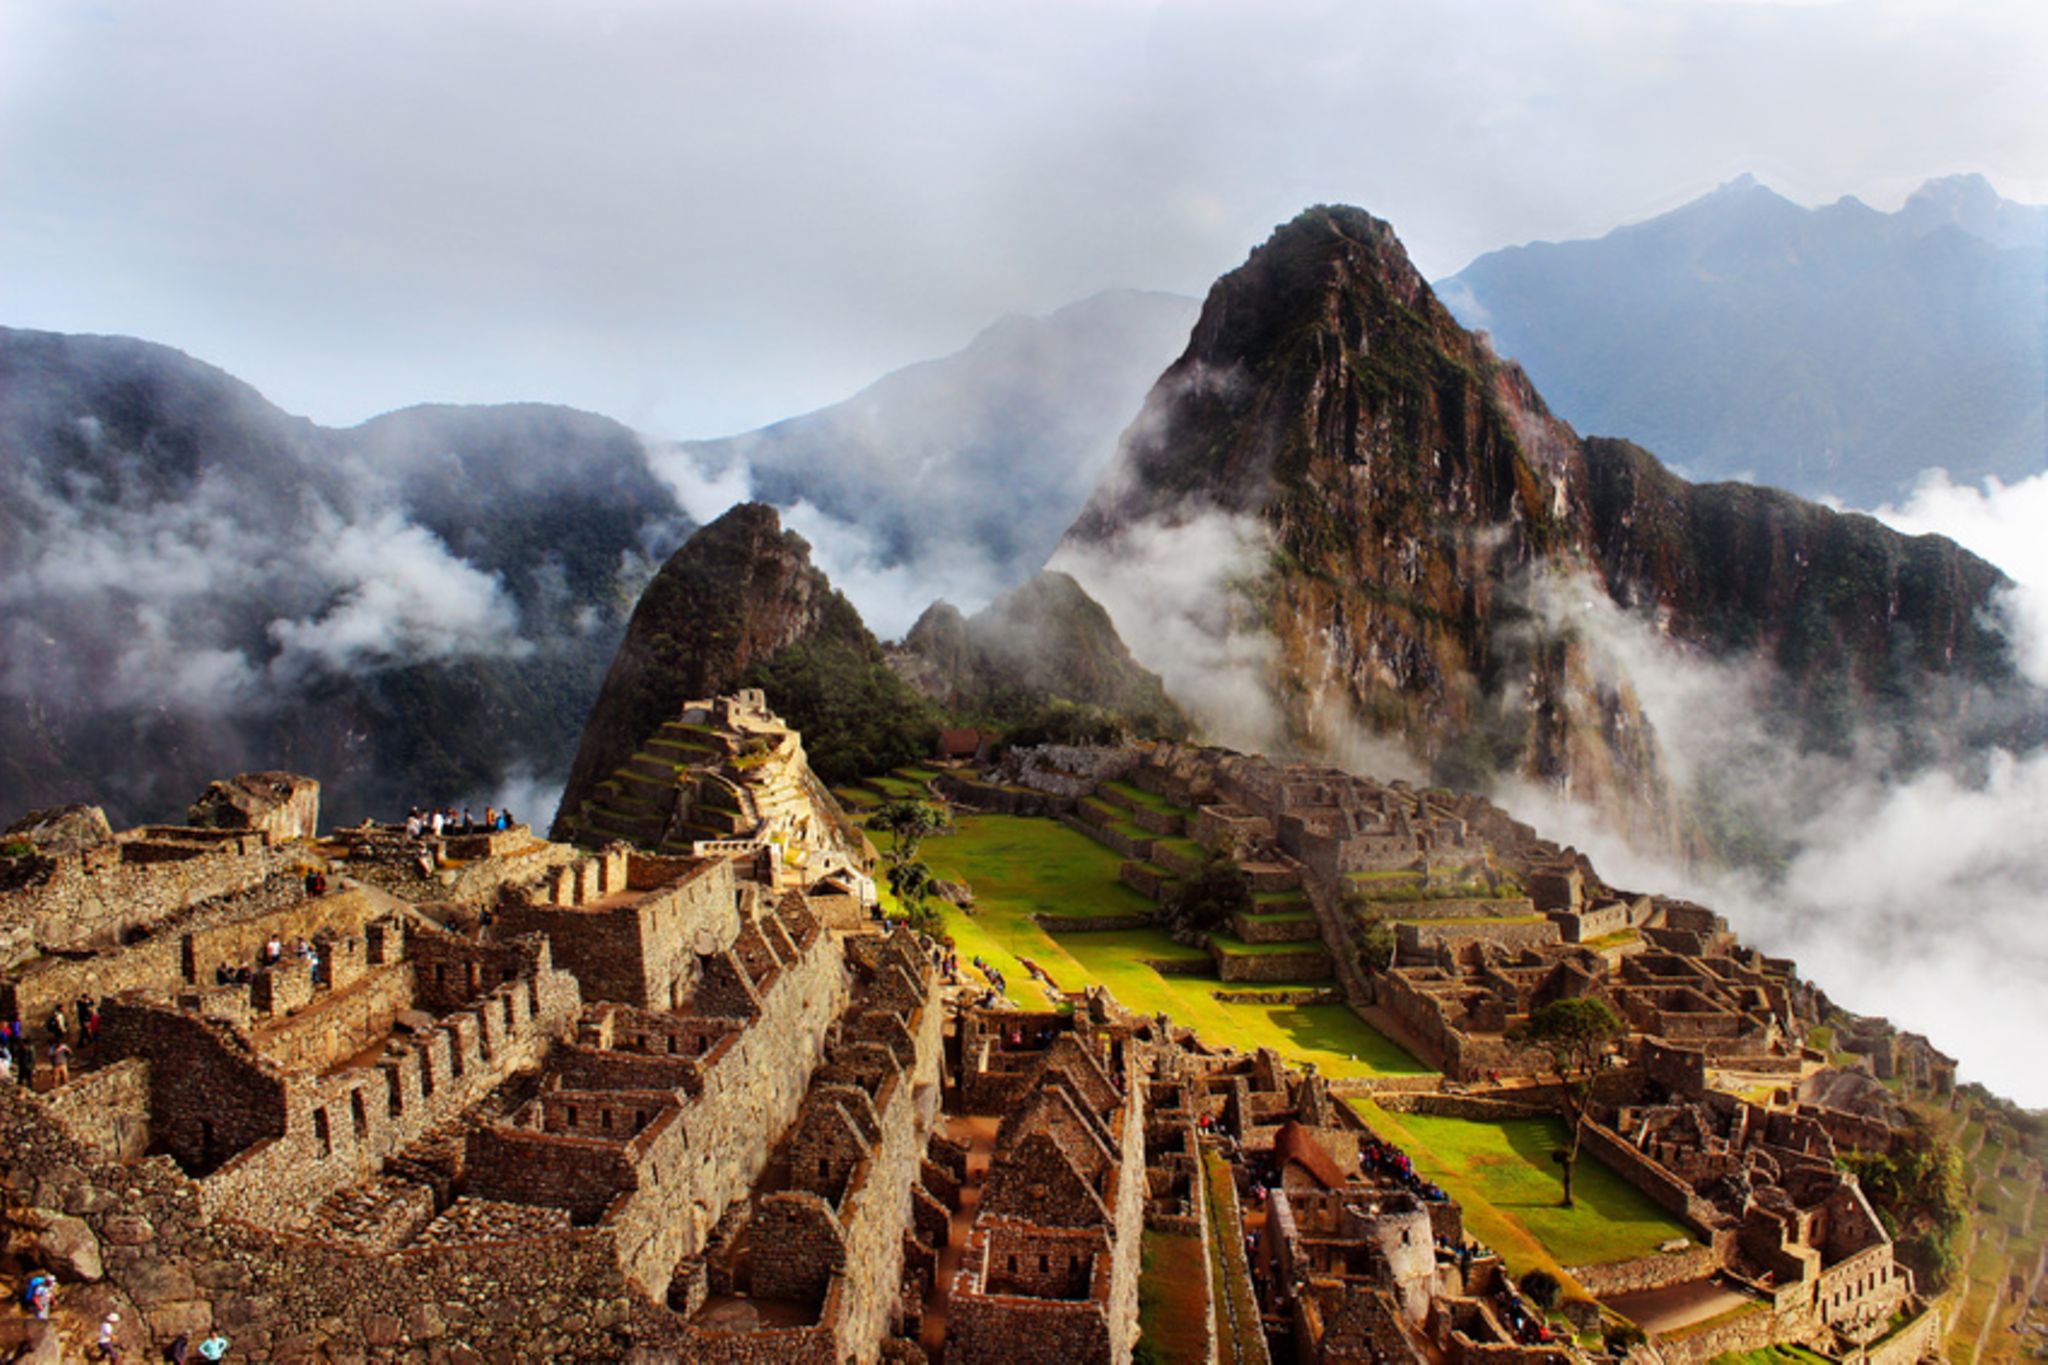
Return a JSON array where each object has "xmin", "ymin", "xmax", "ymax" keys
[{"xmin": 918, "ymin": 1113, "xmax": 998, "ymax": 1360}]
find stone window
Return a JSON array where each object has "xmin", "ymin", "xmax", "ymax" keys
[
  {"xmin": 567, "ymin": 1105, "xmax": 580, "ymax": 1128},
  {"xmin": 386, "ymin": 1068, "xmax": 403, "ymax": 1118},
  {"xmin": 419, "ymin": 1051, "xmax": 435, "ymax": 1097},
  {"xmin": 313, "ymin": 1107, "xmax": 332, "ymax": 1158},
  {"xmin": 350, "ymin": 1088, "xmax": 368, "ymax": 1140}
]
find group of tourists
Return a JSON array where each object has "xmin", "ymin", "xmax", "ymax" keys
[
  {"xmin": 968, "ymin": 954, "xmax": 1009, "ymax": 999},
  {"xmin": 1, "ymin": 997, "xmax": 99, "ymax": 1090},
  {"xmin": 402, "ymin": 805, "xmax": 512, "ymax": 840},
  {"xmin": 1359, "ymin": 1134, "xmax": 1449, "ymax": 1203},
  {"xmin": 12, "ymin": 1291, "xmax": 228, "ymax": 1361}
]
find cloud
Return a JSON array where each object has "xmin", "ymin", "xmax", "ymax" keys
[
  {"xmin": 1495, "ymin": 533, "xmax": 2048, "ymax": 1107},
  {"xmin": 1049, "ymin": 506, "xmax": 1287, "ymax": 754},
  {"xmin": 265, "ymin": 509, "xmax": 530, "ymax": 681},
  {"xmin": 1871, "ymin": 468, "xmax": 2048, "ymax": 687},
  {"xmin": 6, "ymin": 2, "xmax": 2041, "ymax": 438}
]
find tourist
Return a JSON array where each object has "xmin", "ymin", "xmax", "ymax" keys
[
  {"xmin": 460, "ymin": 806, "xmax": 474, "ymax": 832},
  {"xmin": 86, "ymin": 1008, "xmax": 100, "ymax": 1048},
  {"xmin": 22, "ymin": 1270, "xmax": 53, "ymax": 1319},
  {"xmin": 263, "ymin": 935, "xmax": 283, "ymax": 966},
  {"xmin": 166, "ymin": 1334, "xmax": 190, "ymax": 1364},
  {"xmin": 484, "ymin": 805, "xmax": 497, "ymax": 832},
  {"xmin": 430, "ymin": 809, "xmax": 445, "ymax": 837},
  {"xmin": 405, "ymin": 811, "xmax": 422, "ymax": 839},
  {"xmin": 96, "ymin": 1310, "xmax": 122, "ymax": 1361},
  {"xmin": 75, "ymin": 995, "xmax": 94, "ymax": 1034},
  {"xmin": 46, "ymin": 1009, "xmax": 66, "ymax": 1043},
  {"xmin": 49, "ymin": 1039, "xmax": 71, "ymax": 1085},
  {"xmin": 499, "ymin": 809, "xmax": 514, "ymax": 831},
  {"xmin": 197, "ymin": 1334, "xmax": 230, "ymax": 1362}
]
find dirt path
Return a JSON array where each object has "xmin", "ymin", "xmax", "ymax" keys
[{"xmin": 918, "ymin": 1114, "xmax": 998, "ymax": 1361}]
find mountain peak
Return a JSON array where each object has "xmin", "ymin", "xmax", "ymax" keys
[{"xmin": 1899, "ymin": 171, "xmax": 2046, "ymax": 248}]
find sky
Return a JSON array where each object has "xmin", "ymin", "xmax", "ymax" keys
[{"xmin": 3, "ymin": 0, "xmax": 2045, "ymax": 440}]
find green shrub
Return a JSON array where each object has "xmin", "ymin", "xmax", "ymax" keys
[{"xmin": 1518, "ymin": 1268, "xmax": 1562, "ymax": 1311}]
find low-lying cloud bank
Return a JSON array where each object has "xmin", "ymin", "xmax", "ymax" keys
[{"xmin": 1507, "ymin": 469, "xmax": 2048, "ymax": 1107}]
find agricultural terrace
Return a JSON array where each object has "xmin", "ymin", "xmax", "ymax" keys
[
  {"xmin": 881, "ymin": 808, "xmax": 1428, "ymax": 1081},
  {"xmin": 1354, "ymin": 1100, "xmax": 1693, "ymax": 1287}
]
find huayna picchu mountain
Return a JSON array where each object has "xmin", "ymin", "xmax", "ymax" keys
[{"xmin": 1057, "ymin": 205, "xmax": 2024, "ymax": 853}]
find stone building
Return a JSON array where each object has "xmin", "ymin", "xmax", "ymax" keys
[{"xmin": 939, "ymin": 1009, "xmax": 1150, "ymax": 1363}]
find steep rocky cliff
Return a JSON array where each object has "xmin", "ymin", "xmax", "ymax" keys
[
  {"xmin": 894, "ymin": 571, "xmax": 1189, "ymax": 739},
  {"xmin": 1059, "ymin": 205, "xmax": 2022, "ymax": 850}
]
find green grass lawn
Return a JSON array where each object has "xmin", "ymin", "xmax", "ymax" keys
[
  {"xmin": 1354, "ymin": 1102, "xmax": 1692, "ymax": 1278},
  {"xmin": 865, "ymin": 774, "xmax": 929, "ymax": 798},
  {"xmin": 1208, "ymin": 933, "xmax": 1331, "ymax": 957},
  {"xmin": 1710, "ymin": 1346, "xmax": 1824, "ymax": 1364},
  {"xmin": 1103, "ymin": 780, "xmax": 1192, "ymax": 817},
  {"xmin": 1138, "ymin": 1231, "xmax": 1210, "ymax": 1363},
  {"xmin": 913, "ymin": 813, "xmax": 1428, "ymax": 1080}
]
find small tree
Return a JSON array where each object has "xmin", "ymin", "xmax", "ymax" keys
[
  {"xmin": 1510, "ymin": 996, "xmax": 1626, "ymax": 1208},
  {"xmin": 1160, "ymin": 854, "xmax": 1252, "ymax": 940},
  {"xmin": 870, "ymin": 800, "xmax": 947, "ymax": 933}
]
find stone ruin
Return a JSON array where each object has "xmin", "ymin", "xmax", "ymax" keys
[
  {"xmin": 0, "ymin": 715, "xmax": 1969, "ymax": 1363},
  {"xmin": 0, "ymin": 705, "xmax": 952, "ymax": 1363}
]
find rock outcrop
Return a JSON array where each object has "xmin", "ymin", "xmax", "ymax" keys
[
  {"xmin": 1058, "ymin": 204, "xmax": 2024, "ymax": 850},
  {"xmin": 896, "ymin": 571, "xmax": 1188, "ymax": 738}
]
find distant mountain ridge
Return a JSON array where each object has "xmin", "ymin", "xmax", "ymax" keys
[
  {"xmin": 669, "ymin": 289, "xmax": 1199, "ymax": 614},
  {"xmin": 1434, "ymin": 173, "xmax": 2047, "ymax": 504},
  {"xmin": 0, "ymin": 325, "xmax": 689, "ymax": 825}
]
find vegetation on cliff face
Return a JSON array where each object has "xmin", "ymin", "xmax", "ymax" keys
[
  {"xmin": 557, "ymin": 518, "xmax": 1189, "ymax": 833},
  {"xmin": 0, "ymin": 327, "xmax": 689, "ymax": 826},
  {"xmin": 1059, "ymin": 204, "xmax": 2027, "ymax": 852},
  {"xmin": 738, "ymin": 639, "xmax": 939, "ymax": 786},
  {"xmin": 895, "ymin": 571, "xmax": 1190, "ymax": 742}
]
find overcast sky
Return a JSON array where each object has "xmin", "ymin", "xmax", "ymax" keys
[{"xmin": 3, "ymin": 0, "xmax": 2043, "ymax": 439}]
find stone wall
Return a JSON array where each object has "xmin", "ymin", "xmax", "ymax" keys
[
  {"xmin": 0, "ymin": 829, "xmax": 282, "ymax": 969},
  {"xmin": 935, "ymin": 773, "xmax": 1072, "ymax": 817},
  {"xmin": 44, "ymin": 1056, "xmax": 153, "ymax": 1162},
  {"xmin": 1566, "ymin": 1244, "xmax": 1718, "ymax": 1297},
  {"xmin": 496, "ymin": 855, "xmax": 736, "ymax": 1010},
  {"xmin": 1394, "ymin": 920, "xmax": 1561, "ymax": 957},
  {"xmin": 999, "ymin": 744, "xmax": 1140, "ymax": 799},
  {"xmin": 251, "ymin": 961, "xmax": 416, "ymax": 1073},
  {"xmin": 0, "ymin": 1079, "xmax": 672, "ymax": 1359},
  {"xmin": 100, "ymin": 930, "xmax": 583, "ymax": 1230},
  {"xmin": 1211, "ymin": 944, "xmax": 1333, "ymax": 983},
  {"xmin": 590, "ymin": 908, "xmax": 849, "ymax": 1298},
  {"xmin": 1576, "ymin": 1119, "xmax": 1725, "ymax": 1238}
]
